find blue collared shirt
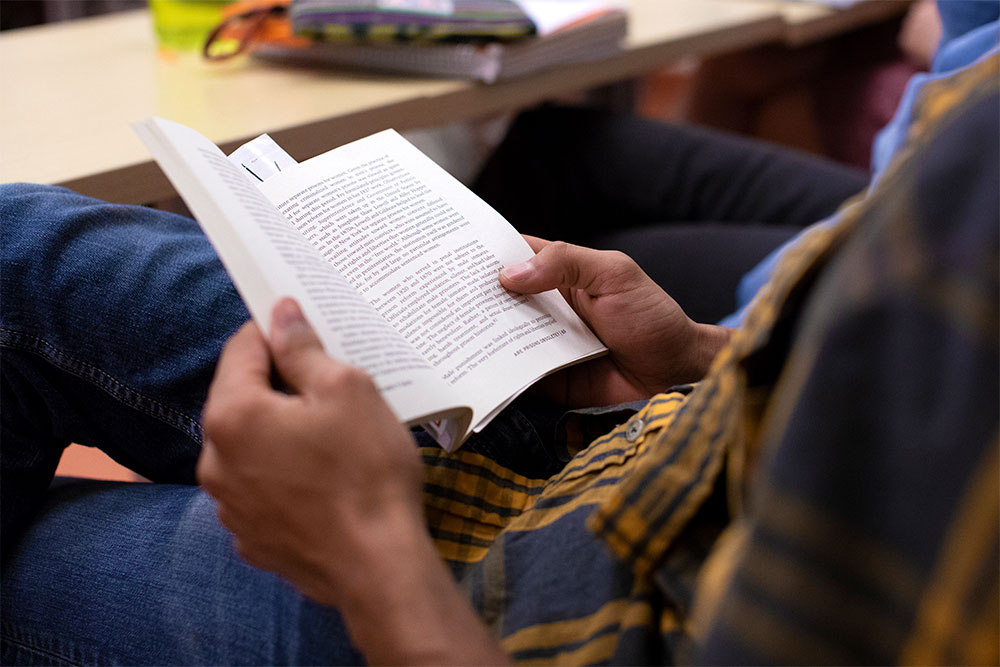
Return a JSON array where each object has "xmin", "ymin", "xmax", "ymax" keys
[{"xmin": 719, "ymin": 0, "xmax": 999, "ymax": 329}]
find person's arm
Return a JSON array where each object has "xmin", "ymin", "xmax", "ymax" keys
[
  {"xmin": 500, "ymin": 236, "xmax": 730, "ymax": 408},
  {"xmin": 197, "ymin": 298, "xmax": 508, "ymax": 665},
  {"xmin": 197, "ymin": 242, "xmax": 728, "ymax": 662}
]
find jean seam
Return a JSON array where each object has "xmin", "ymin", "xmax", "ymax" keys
[
  {"xmin": 1, "ymin": 623, "xmax": 80, "ymax": 666},
  {"xmin": 0, "ymin": 327, "xmax": 202, "ymax": 443}
]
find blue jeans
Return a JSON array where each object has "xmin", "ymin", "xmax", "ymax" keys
[
  {"xmin": 0, "ymin": 183, "xmax": 570, "ymax": 664},
  {"xmin": 1, "ymin": 183, "xmax": 366, "ymax": 665},
  {"xmin": 2, "ymin": 480, "xmax": 360, "ymax": 665}
]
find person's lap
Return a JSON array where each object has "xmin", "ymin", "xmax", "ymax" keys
[
  {"xmin": 0, "ymin": 108, "xmax": 868, "ymax": 664},
  {"xmin": 1, "ymin": 478, "xmax": 362, "ymax": 665},
  {"xmin": 0, "ymin": 183, "xmax": 568, "ymax": 665},
  {"xmin": 1, "ymin": 183, "xmax": 249, "ymax": 538}
]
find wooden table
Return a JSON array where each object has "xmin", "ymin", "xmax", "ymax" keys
[
  {"xmin": 0, "ymin": 1, "xmax": 783, "ymax": 204},
  {"xmin": 772, "ymin": 0, "xmax": 910, "ymax": 46},
  {"xmin": 0, "ymin": 1, "xmax": 907, "ymax": 205}
]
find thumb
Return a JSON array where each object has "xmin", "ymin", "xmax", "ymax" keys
[
  {"xmin": 500, "ymin": 241, "xmax": 633, "ymax": 296},
  {"xmin": 269, "ymin": 297, "xmax": 328, "ymax": 393}
]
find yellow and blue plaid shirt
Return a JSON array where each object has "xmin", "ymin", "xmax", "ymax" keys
[{"xmin": 417, "ymin": 54, "xmax": 999, "ymax": 665}]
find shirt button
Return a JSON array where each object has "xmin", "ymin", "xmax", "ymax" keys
[{"xmin": 625, "ymin": 418, "xmax": 645, "ymax": 442}]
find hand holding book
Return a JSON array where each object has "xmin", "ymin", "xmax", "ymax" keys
[
  {"xmin": 499, "ymin": 236, "xmax": 732, "ymax": 409},
  {"xmin": 134, "ymin": 118, "xmax": 606, "ymax": 449}
]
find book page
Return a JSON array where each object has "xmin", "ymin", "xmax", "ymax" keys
[
  {"xmin": 228, "ymin": 133, "xmax": 297, "ymax": 183},
  {"xmin": 260, "ymin": 130, "xmax": 605, "ymax": 430},
  {"xmin": 134, "ymin": 119, "xmax": 467, "ymax": 432}
]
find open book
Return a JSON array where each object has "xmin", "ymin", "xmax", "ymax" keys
[
  {"xmin": 134, "ymin": 118, "xmax": 606, "ymax": 450},
  {"xmin": 251, "ymin": 2, "xmax": 627, "ymax": 83}
]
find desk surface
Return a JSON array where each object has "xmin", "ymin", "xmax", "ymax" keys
[
  {"xmin": 773, "ymin": 0, "xmax": 909, "ymax": 46},
  {"xmin": 0, "ymin": 0, "xmax": 785, "ymax": 203},
  {"xmin": 0, "ymin": 0, "xmax": 900, "ymax": 204}
]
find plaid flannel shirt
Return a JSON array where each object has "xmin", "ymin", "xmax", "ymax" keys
[{"xmin": 416, "ymin": 53, "xmax": 999, "ymax": 665}]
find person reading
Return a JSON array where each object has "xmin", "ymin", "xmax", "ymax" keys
[{"xmin": 2, "ymin": 2, "xmax": 997, "ymax": 663}]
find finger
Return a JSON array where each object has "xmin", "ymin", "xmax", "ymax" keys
[
  {"xmin": 214, "ymin": 497, "xmax": 237, "ymax": 532},
  {"xmin": 268, "ymin": 297, "xmax": 336, "ymax": 394},
  {"xmin": 500, "ymin": 241, "xmax": 639, "ymax": 296},
  {"xmin": 521, "ymin": 234, "xmax": 551, "ymax": 254},
  {"xmin": 203, "ymin": 323, "xmax": 275, "ymax": 451},
  {"xmin": 195, "ymin": 438, "xmax": 222, "ymax": 494},
  {"xmin": 208, "ymin": 321, "xmax": 272, "ymax": 403},
  {"xmin": 513, "ymin": 235, "xmax": 577, "ymax": 303},
  {"xmin": 231, "ymin": 535, "xmax": 276, "ymax": 572}
]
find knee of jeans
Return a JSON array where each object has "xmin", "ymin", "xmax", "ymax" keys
[
  {"xmin": 0, "ymin": 183, "xmax": 77, "ymax": 226},
  {"xmin": 0, "ymin": 184, "xmax": 110, "ymax": 325},
  {"xmin": 0, "ymin": 182, "xmax": 72, "ymax": 199},
  {"xmin": 0, "ymin": 183, "xmax": 79, "ymax": 266}
]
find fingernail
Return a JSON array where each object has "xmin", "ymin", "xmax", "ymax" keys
[
  {"xmin": 273, "ymin": 298, "xmax": 306, "ymax": 330},
  {"xmin": 501, "ymin": 260, "xmax": 534, "ymax": 281}
]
